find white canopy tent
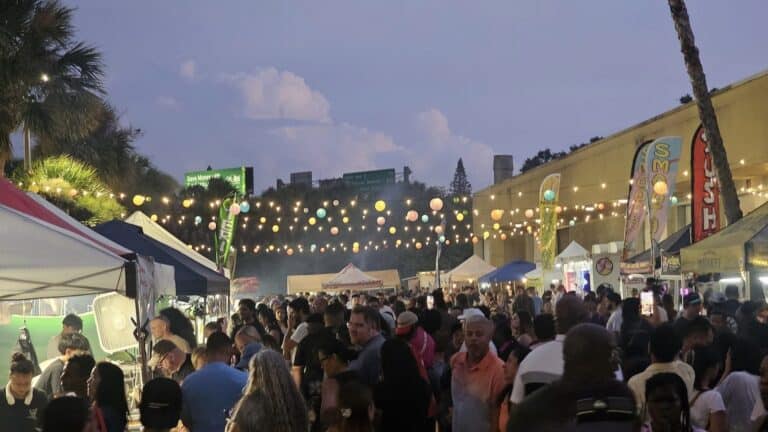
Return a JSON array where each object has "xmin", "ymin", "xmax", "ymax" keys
[
  {"xmin": 125, "ymin": 211, "xmax": 229, "ymax": 278},
  {"xmin": 556, "ymin": 241, "xmax": 591, "ymax": 264},
  {"xmin": 0, "ymin": 204, "xmax": 128, "ymax": 300},
  {"xmin": 556, "ymin": 241, "xmax": 592, "ymax": 292},
  {"xmin": 321, "ymin": 264, "xmax": 383, "ymax": 291},
  {"xmin": 442, "ymin": 255, "xmax": 496, "ymax": 284}
]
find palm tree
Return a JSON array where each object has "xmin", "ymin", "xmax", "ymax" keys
[
  {"xmin": 667, "ymin": 0, "xmax": 742, "ymax": 224},
  {"xmin": 0, "ymin": 0, "xmax": 105, "ymax": 173}
]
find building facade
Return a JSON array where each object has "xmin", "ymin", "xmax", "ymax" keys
[{"xmin": 473, "ymin": 70, "xmax": 768, "ymax": 268}]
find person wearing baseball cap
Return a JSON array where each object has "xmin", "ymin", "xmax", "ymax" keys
[
  {"xmin": 673, "ymin": 292, "xmax": 702, "ymax": 339},
  {"xmin": 395, "ymin": 311, "xmax": 436, "ymax": 370},
  {"xmin": 140, "ymin": 377, "xmax": 182, "ymax": 432},
  {"xmin": 456, "ymin": 308, "xmax": 498, "ymax": 356}
]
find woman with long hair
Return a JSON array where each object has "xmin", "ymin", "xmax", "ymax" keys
[
  {"xmin": 511, "ymin": 311, "xmax": 534, "ymax": 347},
  {"xmin": 689, "ymin": 347, "xmax": 726, "ymax": 432},
  {"xmin": 1, "ymin": 353, "xmax": 48, "ymax": 432},
  {"xmin": 226, "ymin": 390, "xmax": 281, "ymax": 432},
  {"xmin": 374, "ymin": 338, "xmax": 431, "ymax": 432},
  {"xmin": 160, "ymin": 307, "xmax": 197, "ymax": 350},
  {"xmin": 87, "ymin": 362, "xmax": 128, "ymax": 432},
  {"xmin": 337, "ymin": 381, "xmax": 374, "ymax": 432},
  {"xmin": 257, "ymin": 307, "xmax": 284, "ymax": 345},
  {"xmin": 235, "ymin": 349, "xmax": 308, "ymax": 432},
  {"xmin": 643, "ymin": 373, "xmax": 703, "ymax": 432}
]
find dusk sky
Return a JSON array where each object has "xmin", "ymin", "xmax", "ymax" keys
[{"xmin": 67, "ymin": 1, "xmax": 768, "ymax": 193}]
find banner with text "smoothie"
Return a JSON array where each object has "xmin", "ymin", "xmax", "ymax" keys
[{"xmin": 645, "ymin": 136, "xmax": 682, "ymax": 244}]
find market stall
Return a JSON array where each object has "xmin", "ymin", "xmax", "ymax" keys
[
  {"xmin": 556, "ymin": 241, "xmax": 591, "ymax": 292},
  {"xmin": 321, "ymin": 263, "xmax": 384, "ymax": 292},
  {"xmin": 478, "ymin": 260, "xmax": 536, "ymax": 291},
  {"xmin": 622, "ymin": 225, "xmax": 690, "ymax": 304},
  {"xmin": 441, "ymin": 255, "xmax": 496, "ymax": 288},
  {"xmin": 681, "ymin": 201, "xmax": 768, "ymax": 301}
]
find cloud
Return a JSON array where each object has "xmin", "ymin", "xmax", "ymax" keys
[
  {"xmin": 266, "ymin": 123, "xmax": 403, "ymax": 178},
  {"xmin": 224, "ymin": 68, "xmax": 331, "ymax": 123},
  {"xmin": 410, "ymin": 108, "xmax": 494, "ymax": 187},
  {"xmin": 180, "ymin": 60, "xmax": 197, "ymax": 80},
  {"xmin": 155, "ymin": 96, "xmax": 181, "ymax": 110}
]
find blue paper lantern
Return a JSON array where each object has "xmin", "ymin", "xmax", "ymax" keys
[
  {"xmin": 670, "ymin": 196, "xmax": 678, "ymax": 205},
  {"xmin": 194, "ymin": 216, "xmax": 202, "ymax": 225},
  {"xmin": 421, "ymin": 214, "xmax": 429, "ymax": 223},
  {"xmin": 239, "ymin": 201, "xmax": 250, "ymax": 213},
  {"xmin": 310, "ymin": 244, "xmax": 317, "ymax": 252},
  {"xmin": 569, "ymin": 220, "xmax": 575, "ymax": 227},
  {"xmin": 543, "ymin": 189, "xmax": 556, "ymax": 202},
  {"xmin": 316, "ymin": 208, "xmax": 327, "ymax": 219},
  {"xmin": 439, "ymin": 235, "xmax": 446, "ymax": 243}
]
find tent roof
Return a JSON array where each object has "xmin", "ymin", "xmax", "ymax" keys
[
  {"xmin": 627, "ymin": 225, "xmax": 691, "ymax": 264},
  {"xmin": 443, "ymin": 255, "xmax": 496, "ymax": 282},
  {"xmin": 681, "ymin": 201, "xmax": 768, "ymax": 274},
  {"xmin": 479, "ymin": 260, "xmax": 536, "ymax": 283},
  {"xmin": 0, "ymin": 178, "xmax": 130, "ymax": 257},
  {"xmin": 287, "ymin": 269, "xmax": 400, "ymax": 294},
  {"xmin": 0, "ymin": 204, "xmax": 127, "ymax": 300},
  {"xmin": 125, "ymin": 211, "xmax": 221, "ymax": 274},
  {"xmin": 556, "ymin": 241, "xmax": 590, "ymax": 263},
  {"xmin": 322, "ymin": 264, "xmax": 382, "ymax": 290},
  {"xmin": 94, "ymin": 220, "xmax": 229, "ymax": 296}
]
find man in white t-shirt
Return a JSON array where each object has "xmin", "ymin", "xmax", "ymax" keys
[
  {"xmin": 282, "ymin": 297, "xmax": 311, "ymax": 361},
  {"xmin": 510, "ymin": 295, "xmax": 589, "ymax": 404}
]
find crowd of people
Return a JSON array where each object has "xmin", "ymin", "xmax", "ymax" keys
[{"xmin": 3, "ymin": 280, "xmax": 768, "ymax": 431}]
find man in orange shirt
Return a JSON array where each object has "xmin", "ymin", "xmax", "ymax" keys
[{"xmin": 450, "ymin": 314, "xmax": 506, "ymax": 432}]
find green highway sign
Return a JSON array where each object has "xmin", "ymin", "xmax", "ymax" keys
[
  {"xmin": 342, "ymin": 169, "xmax": 395, "ymax": 191},
  {"xmin": 184, "ymin": 167, "xmax": 250, "ymax": 194}
]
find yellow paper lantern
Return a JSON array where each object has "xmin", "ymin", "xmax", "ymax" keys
[
  {"xmin": 308, "ymin": 217, "xmax": 317, "ymax": 226},
  {"xmin": 483, "ymin": 231, "xmax": 490, "ymax": 239},
  {"xmin": 653, "ymin": 180, "xmax": 668, "ymax": 195},
  {"xmin": 389, "ymin": 227, "xmax": 396, "ymax": 235},
  {"xmin": 150, "ymin": 214, "xmax": 158, "ymax": 222},
  {"xmin": 260, "ymin": 217, "xmax": 267, "ymax": 224},
  {"xmin": 272, "ymin": 225, "xmax": 280, "ymax": 233},
  {"xmin": 374, "ymin": 200, "xmax": 387, "ymax": 212},
  {"xmin": 182, "ymin": 199, "xmax": 193, "ymax": 208},
  {"xmin": 342, "ymin": 216, "xmax": 350, "ymax": 224},
  {"xmin": 492, "ymin": 223, "xmax": 500, "ymax": 231},
  {"xmin": 491, "ymin": 209, "xmax": 504, "ymax": 221},
  {"xmin": 456, "ymin": 213, "xmax": 464, "ymax": 222},
  {"xmin": 429, "ymin": 198, "xmax": 444, "ymax": 212},
  {"xmin": 132, "ymin": 195, "xmax": 146, "ymax": 206},
  {"xmin": 353, "ymin": 242, "xmax": 360, "ymax": 249}
]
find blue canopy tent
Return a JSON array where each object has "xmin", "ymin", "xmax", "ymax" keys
[
  {"xmin": 93, "ymin": 220, "xmax": 229, "ymax": 296},
  {"xmin": 478, "ymin": 260, "xmax": 536, "ymax": 285}
]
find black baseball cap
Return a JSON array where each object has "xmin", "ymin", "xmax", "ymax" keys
[{"xmin": 140, "ymin": 378, "xmax": 182, "ymax": 428}]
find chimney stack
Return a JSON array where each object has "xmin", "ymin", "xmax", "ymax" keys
[{"xmin": 493, "ymin": 155, "xmax": 514, "ymax": 184}]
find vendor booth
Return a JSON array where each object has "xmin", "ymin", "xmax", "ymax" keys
[
  {"xmin": 321, "ymin": 264, "xmax": 383, "ymax": 292},
  {"xmin": 441, "ymin": 255, "xmax": 496, "ymax": 288},
  {"xmin": 556, "ymin": 241, "xmax": 591, "ymax": 293},
  {"xmin": 681, "ymin": 201, "xmax": 768, "ymax": 301},
  {"xmin": 622, "ymin": 225, "xmax": 690, "ymax": 304},
  {"xmin": 478, "ymin": 260, "xmax": 536, "ymax": 291}
]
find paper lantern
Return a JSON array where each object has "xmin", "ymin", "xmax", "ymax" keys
[
  {"xmin": 286, "ymin": 248, "xmax": 294, "ymax": 256},
  {"xmin": 429, "ymin": 197, "xmax": 444, "ymax": 212},
  {"xmin": 308, "ymin": 217, "xmax": 317, "ymax": 226},
  {"xmin": 341, "ymin": 216, "xmax": 349, "ymax": 224},
  {"xmin": 526, "ymin": 226, "xmax": 533, "ymax": 233},
  {"xmin": 182, "ymin": 199, "xmax": 193, "ymax": 208},
  {"xmin": 415, "ymin": 242, "xmax": 423, "ymax": 250},
  {"xmin": 332, "ymin": 200, "xmax": 339, "ymax": 206},
  {"xmin": 435, "ymin": 226, "xmax": 444, "ymax": 235},
  {"xmin": 597, "ymin": 203, "xmax": 605, "ymax": 211},
  {"xmin": 569, "ymin": 220, "xmax": 576, "ymax": 227},
  {"xmin": 132, "ymin": 195, "xmax": 146, "ymax": 206},
  {"xmin": 421, "ymin": 214, "xmax": 429, "ymax": 223},
  {"xmin": 524, "ymin": 209, "xmax": 535, "ymax": 218},
  {"xmin": 389, "ymin": 227, "xmax": 396, "ymax": 235},
  {"xmin": 374, "ymin": 200, "xmax": 386, "ymax": 212},
  {"xmin": 330, "ymin": 226, "xmax": 339, "ymax": 236},
  {"xmin": 492, "ymin": 223, "xmax": 500, "ymax": 231},
  {"xmin": 500, "ymin": 233, "xmax": 508, "ymax": 241},
  {"xmin": 316, "ymin": 208, "xmax": 327, "ymax": 219},
  {"xmin": 543, "ymin": 189, "xmax": 556, "ymax": 202},
  {"xmin": 310, "ymin": 244, "xmax": 317, "ymax": 252},
  {"xmin": 194, "ymin": 216, "xmax": 202, "ymax": 225},
  {"xmin": 491, "ymin": 209, "xmax": 504, "ymax": 221},
  {"xmin": 670, "ymin": 196, "xmax": 679, "ymax": 205},
  {"xmin": 406, "ymin": 210, "xmax": 419, "ymax": 222},
  {"xmin": 239, "ymin": 201, "xmax": 250, "ymax": 213},
  {"xmin": 653, "ymin": 180, "xmax": 668, "ymax": 196},
  {"xmin": 272, "ymin": 225, "xmax": 280, "ymax": 233},
  {"xmin": 320, "ymin": 247, "xmax": 326, "ymax": 253},
  {"xmin": 555, "ymin": 206, "xmax": 563, "ymax": 214},
  {"xmin": 229, "ymin": 203, "xmax": 241, "ymax": 215},
  {"xmin": 483, "ymin": 231, "xmax": 490, "ymax": 240},
  {"xmin": 150, "ymin": 214, "xmax": 158, "ymax": 222},
  {"xmin": 376, "ymin": 216, "xmax": 386, "ymax": 226},
  {"xmin": 208, "ymin": 222, "xmax": 217, "ymax": 231},
  {"xmin": 438, "ymin": 235, "xmax": 446, "ymax": 243},
  {"xmin": 472, "ymin": 236, "xmax": 479, "ymax": 244},
  {"xmin": 456, "ymin": 213, "xmax": 464, "ymax": 222}
]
